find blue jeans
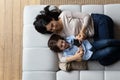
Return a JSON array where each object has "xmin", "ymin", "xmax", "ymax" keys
[
  {"xmin": 90, "ymin": 39, "xmax": 120, "ymax": 66},
  {"xmin": 91, "ymin": 14, "xmax": 114, "ymax": 41}
]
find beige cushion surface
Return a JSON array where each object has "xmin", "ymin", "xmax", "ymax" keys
[{"xmin": 59, "ymin": 61, "xmax": 87, "ymax": 71}]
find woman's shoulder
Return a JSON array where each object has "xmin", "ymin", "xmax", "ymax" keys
[
  {"xmin": 59, "ymin": 11, "xmax": 72, "ymax": 17},
  {"xmin": 60, "ymin": 11, "xmax": 89, "ymax": 18},
  {"xmin": 62, "ymin": 10, "xmax": 71, "ymax": 13}
]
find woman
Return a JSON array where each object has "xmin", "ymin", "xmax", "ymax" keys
[
  {"xmin": 48, "ymin": 34, "xmax": 120, "ymax": 66},
  {"xmin": 33, "ymin": 5, "xmax": 114, "ymax": 41}
]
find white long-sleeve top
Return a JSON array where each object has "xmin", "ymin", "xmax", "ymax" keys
[{"xmin": 58, "ymin": 11, "xmax": 94, "ymax": 38}]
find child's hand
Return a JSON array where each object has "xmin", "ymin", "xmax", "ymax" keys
[
  {"xmin": 79, "ymin": 46, "xmax": 84, "ymax": 53},
  {"xmin": 76, "ymin": 47, "xmax": 84, "ymax": 61}
]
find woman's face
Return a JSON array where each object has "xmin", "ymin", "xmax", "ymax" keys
[
  {"xmin": 57, "ymin": 39, "xmax": 69, "ymax": 51},
  {"xmin": 46, "ymin": 19, "xmax": 62, "ymax": 33}
]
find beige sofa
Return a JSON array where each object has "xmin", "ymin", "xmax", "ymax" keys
[{"xmin": 22, "ymin": 4, "xmax": 120, "ymax": 80}]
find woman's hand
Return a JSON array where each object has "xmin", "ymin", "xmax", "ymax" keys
[
  {"xmin": 76, "ymin": 24, "xmax": 87, "ymax": 41},
  {"xmin": 79, "ymin": 46, "xmax": 84, "ymax": 53},
  {"xmin": 76, "ymin": 32, "xmax": 86, "ymax": 41},
  {"xmin": 80, "ymin": 31, "xmax": 86, "ymax": 40}
]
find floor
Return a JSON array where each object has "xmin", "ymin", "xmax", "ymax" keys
[{"xmin": 0, "ymin": 0, "xmax": 120, "ymax": 80}]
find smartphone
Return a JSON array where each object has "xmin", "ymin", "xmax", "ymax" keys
[{"xmin": 73, "ymin": 39, "xmax": 81, "ymax": 47}]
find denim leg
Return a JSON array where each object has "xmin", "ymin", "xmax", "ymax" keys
[
  {"xmin": 90, "ymin": 47, "xmax": 120, "ymax": 66},
  {"xmin": 90, "ymin": 47, "xmax": 120, "ymax": 60},
  {"xmin": 99, "ymin": 55, "xmax": 119, "ymax": 66},
  {"xmin": 91, "ymin": 14, "xmax": 114, "ymax": 40},
  {"xmin": 98, "ymin": 14, "xmax": 114, "ymax": 39},
  {"xmin": 92, "ymin": 39, "xmax": 120, "ymax": 50}
]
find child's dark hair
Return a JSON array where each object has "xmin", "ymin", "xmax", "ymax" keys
[
  {"xmin": 33, "ymin": 5, "xmax": 62, "ymax": 34},
  {"xmin": 48, "ymin": 34, "xmax": 64, "ymax": 53}
]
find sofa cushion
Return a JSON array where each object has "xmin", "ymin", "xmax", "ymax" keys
[
  {"xmin": 59, "ymin": 5, "xmax": 81, "ymax": 12},
  {"xmin": 82, "ymin": 5, "xmax": 104, "ymax": 14},
  {"xmin": 22, "ymin": 71, "xmax": 56, "ymax": 80},
  {"xmin": 57, "ymin": 70, "xmax": 80, "ymax": 80},
  {"xmin": 59, "ymin": 61, "xmax": 87, "ymax": 71},
  {"xmin": 105, "ymin": 61, "xmax": 120, "ymax": 70},
  {"xmin": 23, "ymin": 48, "xmax": 59, "ymax": 71},
  {"xmin": 80, "ymin": 71, "xmax": 104, "ymax": 80},
  {"xmin": 88, "ymin": 61, "xmax": 104, "ymax": 70},
  {"xmin": 23, "ymin": 5, "xmax": 47, "ymax": 25},
  {"xmin": 104, "ymin": 4, "xmax": 120, "ymax": 39},
  {"xmin": 23, "ymin": 25, "xmax": 50, "ymax": 47},
  {"xmin": 105, "ymin": 71, "xmax": 120, "ymax": 80}
]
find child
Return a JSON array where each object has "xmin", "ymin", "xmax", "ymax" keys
[
  {"xmin": 48, "ymin": 34, "xmax": 93, "ymax": 61},
  {"xmin": 48, "ymin": 34, "xmax": 120, "ymax": 66}
]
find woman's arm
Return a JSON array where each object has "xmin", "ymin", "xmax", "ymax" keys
[
  {"xmin": 71, "ymin": 11, "xmax": 91, "ymax": 41},
  {"xmin": 61, "ymin": 11, "xmax": 91, "ymax": 28},
  {"xmin": 80, "ymin": 15, "xmax": 91, "ymax": 40},
  {"xmin": 71, "ymin": 11, "xmax": 91, "ymax": 28},
  {"xmin": 59, "ymin": 11, "xmax": 93, "ymax": 38}
]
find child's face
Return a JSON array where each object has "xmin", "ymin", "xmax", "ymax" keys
[{"xmin": 56, "ymin": 39, "xmax": 69, "ymax": 51}]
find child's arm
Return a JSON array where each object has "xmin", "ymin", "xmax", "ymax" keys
[
  {"xmin": 77, "ymin": 14, "xmax": 91, "ymax": 41},
  {"xmin": 66, "ymin": 54, "xmax": 82, "ymax": 62},
  {"xmin": 58, "ymin": 47, "xmax": 84, "ymax": 62},
  {"xmin": 66, "ymin": 49, "xmax": 83, "ymax": 62},
  {"xmin": 75, "ymin": 47, "xmax": 84, "ymax": 61}
]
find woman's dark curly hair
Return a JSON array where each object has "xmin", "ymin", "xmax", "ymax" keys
[
  {"xmin": 44, "ymin": 5, "xmax": 61, "ymax": 20},
  {"xmin": 33, "ymin": 5, "xmax": 61, "ymax": 34},
  {"xmin": 33, "ymin": 14, "xmax": 53, "ymax": 34},
  {"xmin": 48, "ymin": 34, "xmax": 65, "ymax": 53}
]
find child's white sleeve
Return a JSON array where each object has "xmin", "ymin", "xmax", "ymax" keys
[{"xmin": 58, "ymin": 52, "xmax": 67, "ymax": 62}]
